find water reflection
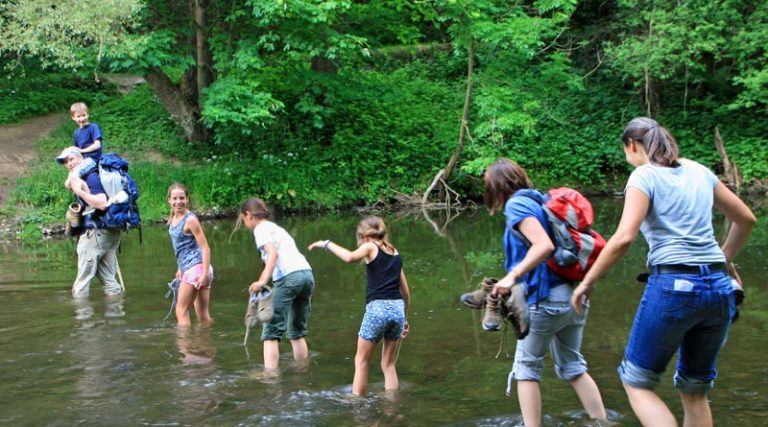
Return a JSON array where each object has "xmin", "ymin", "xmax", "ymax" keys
[
  {"xmin": 170, "ymin": 327, "xmax": 222, "ymax": 419},
  {"xmin": 72, "ymin": 295, "xmax": 125, "ymax": 325},
  {"xmin": 70, "ymin": 297, "xmax": 134, "ymax": 425},
  {"xmin": 176, "ymin": 325, "xmax": 216, "ymax": 365}
]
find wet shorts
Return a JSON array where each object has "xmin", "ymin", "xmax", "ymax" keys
[
  {"xmin": 510, "ymin": 301, "xmax": 589, "ymax": 382},
  {"xmin": 358, "ymin": 299, "xmax": 405, "ymax": 343},
  {"xmin": 181, "ymin": 264, "xmax": 214, "ymax": 289},
  {"xmin": 261, "ymin": 270, "xmax": 315, "ymax": 341},
  {"xmin": 618, "ymin": 271, "xmax": 733, "ymax": 394}
]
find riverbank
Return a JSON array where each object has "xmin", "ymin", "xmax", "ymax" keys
[
  {"xmin": 1, "ymin": 74, "xmax": 766, "ymax": 243},
  {"xmin": 0, "ymin": 113, "xmax": 62, "ymax": 206}
]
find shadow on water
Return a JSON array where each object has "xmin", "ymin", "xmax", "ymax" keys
[{"xmin": 0, "ymin": 200, "xmax": 766, "ymax": 425}]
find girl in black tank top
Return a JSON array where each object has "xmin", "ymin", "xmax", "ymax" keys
[{"xmin": 308, "ymin": 216, "xmax": 411, "ymax": 396}]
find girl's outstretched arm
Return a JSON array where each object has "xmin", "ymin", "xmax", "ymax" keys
[
  {"xmin": 308, "ymin": 240, "xmax": 376, "ymax": 263},
  {"xmin": 186, "ymin": 215, "xmax": 211, "ymax": 287},
  {"xmin": 571, "ymin": 187, "xmax": 648, "ymax": 314},
  {"xmin": 249, "ymin": 242, "xmax": 278, "ymax": 293}
]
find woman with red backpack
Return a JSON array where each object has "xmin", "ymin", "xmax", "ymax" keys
[
  {"xmin": 571, "ymin": 117, "xmax": 756, "ymax": 426},
  {"xmin": 482, "ymin": 158, "xmax": 608, "ymax": 426}
]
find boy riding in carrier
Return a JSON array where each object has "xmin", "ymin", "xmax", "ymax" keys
[{"xmin": 70, "ymin": 102, "xmax": 104, "ymax": 163}]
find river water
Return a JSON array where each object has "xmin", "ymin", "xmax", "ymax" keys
[{"xmin": 0, "ymin": 199, "xmax": 765, "ymax": 426}]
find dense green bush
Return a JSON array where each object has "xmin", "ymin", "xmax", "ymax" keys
[
  {"xmin": 0, "ymin": 70, "xmax": 115, "ymax": 124},
  {"xmin": 8, "ymin": 60, "xmax": 766, "ymax": 243}
]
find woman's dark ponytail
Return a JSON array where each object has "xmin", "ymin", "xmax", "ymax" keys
[{"xmin": 622, "ymin": 117, "xmax": 680, "ymax": 167}]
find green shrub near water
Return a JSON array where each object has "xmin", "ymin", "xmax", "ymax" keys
[
  {"xmin": 6, "ymin": 58, "xmax": 767, "ymax": 241},
  {"xmin": 8, "ymin": 64, "xmax": 460, "ymax": 237}
]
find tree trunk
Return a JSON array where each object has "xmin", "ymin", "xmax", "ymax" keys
[
  {"xmin": 193, "ymin": 0, "xmax": 214, "ymax": 107},
  {"xmin": 714, "ymin": 126, "xmax": 742, "ymax": 192},
  {"xmin": 642, "ymin": 15, "xmax": 659, "ymax": 117},
  {"xmin": 443, "ymin": 42, "xmax": 474, "ymax": 183},
  {"xmin": 144, "ymin": 67, "xmax": 208, "ymax": 144},
  {"xmin": 311, "ymin": 55, "xmax": 339, "ymax": 73}
]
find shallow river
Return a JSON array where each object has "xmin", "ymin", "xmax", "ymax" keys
[{"xmin": 1, "ymin": 199, "xmax": 766, "ymax": 426}]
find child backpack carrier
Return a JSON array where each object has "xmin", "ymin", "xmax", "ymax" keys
[
  {"xmin": 97, "ymin": 153, "xmax": 141, "ymax": 235},
  {"xmin": 517, "ymin": 188, "xmax": 605, "ymax": 282},
  {"xmin": 539, "ymin": 188, "xmax": 605, "ymax": 282}
]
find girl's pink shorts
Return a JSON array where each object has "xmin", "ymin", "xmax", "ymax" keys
[{"xmin": 181, "ymin": 264, "xmax": 214, "ymax": 289}]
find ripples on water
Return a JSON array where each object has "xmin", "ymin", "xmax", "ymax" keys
[{"xmin": 0, "ymin": 207, "xmax": 766, "ymax": 426}]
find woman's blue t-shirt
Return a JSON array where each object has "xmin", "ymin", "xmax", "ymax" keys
[{"xmin": 503, "ymin": 189, "xmax": 568, "ymax": 304}]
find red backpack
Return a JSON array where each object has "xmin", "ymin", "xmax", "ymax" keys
[{"xmin": 540, "ymin": 188, "xmax": 606, "ymax": 281}]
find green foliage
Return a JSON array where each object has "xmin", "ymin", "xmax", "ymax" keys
[
  {"xmin": 244, "ymin": 0, "xmax": 368, "ymax": 58},
  {"xmin": 204, "ymin": 61, "xmax": 461, "ymax": 208},
  {"xmin": 729, "ymin": 3, "xmax": 768, "ymax": 112},
  {"xmin": 8, "ymin": 155, "xmax": 72, "ymax": 229},
  {"xmin": 725, "ymin": 137, "xmax": 768, "ymax": 181},
  {"xmin": 1, "ymin": 0, "xmax": 143, "ymax": 71},
  {"xmin": 463, "ymin": 78, "xmax": 637, "ymax": 190},
  {"xmin": 0, "ymin": 71, "xmax": 115, "ymax": 124},
  {"xmin": 91, "ymin": 85, "xmax": 189, "ymax": 157},
  {"xmin": 106, "ymin": 30, "xmax": 194, "ymax": 72},
  {"xmin": 604, "ymin": 0, "xmax": 768, "ymax": 113},
  {"xmin": 202, "ymin": 76, "xmax": 284, "ymax": 140},
  {"xmin": 2, "ymin": 0, "xmax": 767, "ymax": 233}
]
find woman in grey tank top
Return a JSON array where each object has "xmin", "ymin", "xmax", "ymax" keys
[{"xmin": 571, "ymin": 117, "xmax": 755, "ymax": 427}]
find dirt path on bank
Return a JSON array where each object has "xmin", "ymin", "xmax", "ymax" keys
[{"xmin": 0, "ymin": 113, "xmax": 64, "ymax": 206}]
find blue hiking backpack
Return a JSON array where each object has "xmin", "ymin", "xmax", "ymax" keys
[{"xmin": 94, "ymin": 153, "xmax": 141, "ymax": 233}]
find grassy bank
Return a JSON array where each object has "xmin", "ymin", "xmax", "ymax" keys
[
  {"xmin": 0, "ymin": 71, "xmax": 116, "ymax": 125},
  {"xmin": 3, "ymin": 69, "xmax": 766, "ymax": 242}
]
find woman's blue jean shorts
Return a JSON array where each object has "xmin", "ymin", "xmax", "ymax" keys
[
  {"xmin": 358, "ymin": 299, "xmax": 405, "ymax": 343},
  {"xmin": 618, "ymin": 270, "xmax": 734, "ymax": 394}
]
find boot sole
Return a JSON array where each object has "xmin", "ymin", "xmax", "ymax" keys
[{"xmin": 460, "ymin": 295, "xmax": 484, "ymax": 309}]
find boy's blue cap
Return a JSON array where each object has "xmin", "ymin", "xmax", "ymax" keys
[{"xmin": 55, "ymin": 147, "xmax": 82, "ymax": 164}]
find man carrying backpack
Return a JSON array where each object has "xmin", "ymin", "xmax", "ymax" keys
[{"xmin": 56, "ymin": 147, "xmax": 123, "ymax": 298}]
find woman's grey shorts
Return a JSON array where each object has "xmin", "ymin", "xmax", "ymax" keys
[{"xmin": 509, "ymin": 301, "xmax": 589, "ymax": 382}]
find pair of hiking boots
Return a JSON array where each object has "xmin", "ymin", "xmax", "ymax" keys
[
  {"xmin": 460, "ymin": 277, "xmax": 530, "ymax": 340},
  {"xmin": 243, "ymin": 285, "xmax": 274, "ymax": 347}
]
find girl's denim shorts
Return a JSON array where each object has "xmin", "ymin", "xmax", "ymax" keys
[
  {"xmin": 358, "ymin": 299, "xmax": 405, "ymax": 343},
  {"xmin": 618, "ymin": 270, "xmax": 735, "ymax": 394}
]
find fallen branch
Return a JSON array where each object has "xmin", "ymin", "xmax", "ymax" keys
[
  {"xmin": 714, "ymin": 127, "xmax": 742, "ymax": 192},
  {"xmin": 422, "ymin": 169, "xmax": 445, "ymax": 205}
]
